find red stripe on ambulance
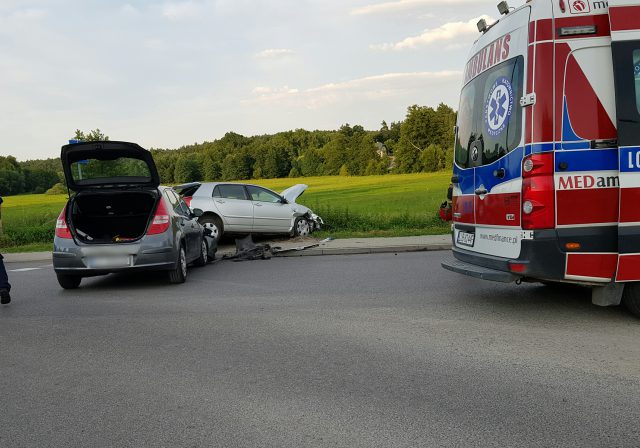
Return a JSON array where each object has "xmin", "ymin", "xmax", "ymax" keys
[{"xmin": 566, "ymin": 253, "xmax": 617, "ymax": 281}]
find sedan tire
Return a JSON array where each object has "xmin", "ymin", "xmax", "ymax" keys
[
  {"xmin": 293, "ymin": 217, "xmax": 311, "ymax": 237},
  {"xmin": 199, "ymin": 216, "xmax": 223, "ymax": 244}
]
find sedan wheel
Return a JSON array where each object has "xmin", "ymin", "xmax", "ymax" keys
[
  {"xmin": 294, "ymin": 217, "xmax": 311, "ymax": 237},
  {"xmin": 199, "ymin": 216, "xmax": 222, "ymax": 243}
]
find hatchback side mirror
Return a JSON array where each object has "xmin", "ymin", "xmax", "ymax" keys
[{"xmin": 191, "ymin": 208, "xmax": 204, "ymax": 218}]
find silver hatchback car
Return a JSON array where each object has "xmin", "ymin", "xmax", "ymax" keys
[{"xmin": 53, "ymin": 141, "xmax": 216, "ymax": 289}]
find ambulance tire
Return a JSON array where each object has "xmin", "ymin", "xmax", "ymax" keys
[{"xmin": 622, "ymin": 283, "xmax": 640, "ymax": 318}]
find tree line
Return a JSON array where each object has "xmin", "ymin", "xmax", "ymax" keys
[{"xmin": 0, "ymin": 103, "xmax": 456, "ymax": 196}]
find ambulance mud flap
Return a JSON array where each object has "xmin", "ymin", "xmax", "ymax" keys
[
  {"xmin": 441, "ymin": 257, "xmax": 520, "ymax": 283},
  {"xmin": 591, "ymin": 282, "xmax": 624, "ymax": 307}
]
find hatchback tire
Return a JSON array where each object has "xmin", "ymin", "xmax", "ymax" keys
[
  {"xmin": 194, "ymin": 239, "xmax": 208, "ymax": 267},
  {"xmin": 57, "ymin": 274, "xmax": 82, "ymax": 289},
  {"xmin": 168, "ymin": 245, "xmax": 187, "ymax": 284}
]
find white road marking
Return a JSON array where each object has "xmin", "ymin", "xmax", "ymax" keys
[{"xmin": 9, "ymin": 267, "xmax": 43, "ymax": 272}]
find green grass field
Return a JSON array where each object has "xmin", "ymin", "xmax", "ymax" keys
[{"xmin": 0, "ymin": 172, "xmax": 451, "ymax": 252}]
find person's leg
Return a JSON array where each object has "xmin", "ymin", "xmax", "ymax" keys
[{"xmin": 0, "ymin": 254, "xmax": 11, "ymax": 304}]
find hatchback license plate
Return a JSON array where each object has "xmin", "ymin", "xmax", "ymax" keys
[
  {"xmin": 87, "ymin": 255, "xmax": 132, "ymax": 269},
  {"xmin": 457, "ymin": 231, "xmax": 475, "ymax": 247}
]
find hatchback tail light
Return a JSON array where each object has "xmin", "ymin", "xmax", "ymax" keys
[
  {"xmin": 147, "ymin": 198, "xmax": 171, "ymax": 235},
  {"xmin": 183, "ymin": 196, "xmax": 192, "ymax": 207},
  {"xmin": 55, "ymin": 206, "xmax": 72, "ymax": 239},
  {"xmin": 521, "ymin": 152, "xmax": 555, "ymax": 229}
]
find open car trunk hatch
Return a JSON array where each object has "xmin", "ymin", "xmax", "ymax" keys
[
  {"xmin": 69, "ymin": 190, "xmax": 159, "ymax": 244},
  {"xmin": 61, "ymin": 141, "xmax": 160, "ymax": 191}
]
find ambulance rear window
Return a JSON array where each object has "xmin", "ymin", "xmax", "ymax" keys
[{"xmin": 455, "ymin": 56, "xmax": 524, "ymax": 168}]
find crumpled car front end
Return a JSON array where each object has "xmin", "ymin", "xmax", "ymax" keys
[{"xmin": 282, "ymin": 184, "xmax": 324, "ymax": 233}]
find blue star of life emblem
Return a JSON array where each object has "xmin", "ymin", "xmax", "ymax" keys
[{"xmin": 485, "ymin": 77, "xmax": 514, "ymax": 137}]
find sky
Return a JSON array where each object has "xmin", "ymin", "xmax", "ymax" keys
[{"xmin": 0, "ymin": 0, "xmax": 497, "ymax": 160}]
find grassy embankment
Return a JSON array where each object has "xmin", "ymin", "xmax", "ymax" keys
[{"xmin": 0, "ymin": 172, "xmax": 451, "ymax": 252}]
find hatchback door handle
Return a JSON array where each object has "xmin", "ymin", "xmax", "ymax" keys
[
  {"xmin": 475, "ymin": 188, "xmax": 488, "ymax": 195},
  {"xmin": 215, "ymin": 200, "xmax": 226, "ymax": 204},
  {"xmin": 254, "ymin": 203, "xmax": 262, "ymax": 207}
]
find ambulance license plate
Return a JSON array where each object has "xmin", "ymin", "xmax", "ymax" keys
[{"xmin": 456, "ymin": 231, "xmax": 475, "ymax": 247}]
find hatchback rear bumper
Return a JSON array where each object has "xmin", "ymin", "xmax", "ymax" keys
[{"xmin": 53, "ymin": 235, "xmax": 177, "ymax": 277}]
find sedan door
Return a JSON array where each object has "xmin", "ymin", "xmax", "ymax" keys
[
  {"xmin": 246, "ymin": 185, "xmax": 294, "ymax": 233},
  {"xmin": 212, "ymin": 184, "xmax": 254, "ymax": 232}
]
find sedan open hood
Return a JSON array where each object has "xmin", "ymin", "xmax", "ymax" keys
[
  {"xmin": 280, "ymin": 184, "xmax": 308, "ymax": 203},
  {"xmin": 61, "ymin": 141, "xmax": 160, "ymax": 191}
]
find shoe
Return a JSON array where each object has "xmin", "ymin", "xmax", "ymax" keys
[{"xmin": 0, "ymin": 289, "xmax": 10, "ymax": 305}]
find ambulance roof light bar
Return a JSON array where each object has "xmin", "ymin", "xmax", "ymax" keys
[{"xmin": 497, "ymin": 1, "xmax": 510, "ymax": 15}]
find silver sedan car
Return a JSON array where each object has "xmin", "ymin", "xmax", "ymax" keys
[{"xmin": 176, "ymin": 182, "xmax": 323, "ymax": 243}]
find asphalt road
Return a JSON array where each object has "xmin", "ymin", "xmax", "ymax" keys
[{"xmin": 1, "ymin": 252, "xmax": 639, "ymax": 448}]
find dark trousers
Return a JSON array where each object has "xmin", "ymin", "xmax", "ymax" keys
[{"xmin": 0, "ymin": 254, "xmax": 10, "ymax": 291}]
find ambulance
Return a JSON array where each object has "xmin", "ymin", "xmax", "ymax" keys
[{"xmin": 441, "ymin": 0, "xmax": 640, "ymax": 316}]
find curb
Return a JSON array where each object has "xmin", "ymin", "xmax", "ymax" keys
[
  {"xmin": 219, "ymin": 243, "xmax": 452, "ymax": 258},
  {"xmin": 3, "ymin": 242, "xmax": 452, "ymax": 264},
  {"xmin": 3, "ymin": 252, "xmax": 52, "ymax": 264}
]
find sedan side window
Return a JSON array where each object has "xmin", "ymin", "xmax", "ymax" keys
[
  {"xmin": 217, "ymin": 184, "xmax": 248, "ymax": 200},
  {"xmin": 246, "ymin": 185, "xmax": 281, "ymax": 203}
]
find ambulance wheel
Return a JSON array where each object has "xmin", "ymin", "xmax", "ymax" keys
[{"xmin": 622, "ymin": 283, "xmax": 640, "ymax": 318}]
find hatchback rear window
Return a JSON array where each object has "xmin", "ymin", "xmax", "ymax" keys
[{"xmin": 70, "ymin": 157, "xmax": 152, "ymax": 185}]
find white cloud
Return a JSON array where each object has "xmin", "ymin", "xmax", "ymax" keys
[
  {"xmin": 249, "ymin": 70, "xmax": 462, "ymax": 109},
  {"xmin": 372, "ymin": 15, "xmax": 493, "ymax": 50},
  {"xmin": 255, "ymin": 48, "xmax": 294, "ymax": 59},
  {"xmin": 352, "ymin": 0, "xmax": 490, "ymax": 15},
  {"xmin": 252, "ymin": 86, "xmax": 299, "ymax": 95}
]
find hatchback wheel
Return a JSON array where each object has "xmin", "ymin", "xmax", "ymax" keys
[
  {"xmin": 194, "ymin": 239, "xmax": 208, "ymax": 267},
  {"xmin": 294, "ymin": 217, "xmax": 311, "ymax": 236},
  {"xmin": 57, "ymin": 274, "xmax": 82, "ymax": 289},
  {"xmin": 169, "ymin": 246, "xmax": 187, "ymax": 284}
]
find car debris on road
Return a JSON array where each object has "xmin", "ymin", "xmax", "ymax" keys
[{"xmin": 220, "ymin": 235, "xmax": 331, "ymax": 262}]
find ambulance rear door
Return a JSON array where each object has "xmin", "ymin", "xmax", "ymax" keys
[
  {"xmin": 453, "ymin": 7, "xmax": 530, "ymax": 259},
  {"xmin": 609, "ymin": 0, "xmax": 640, "ymax": 281}
]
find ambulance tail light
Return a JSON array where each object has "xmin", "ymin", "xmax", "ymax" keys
[{"xmin": 521, "ymin": 153, "xmax": 555, "ymax": 230}]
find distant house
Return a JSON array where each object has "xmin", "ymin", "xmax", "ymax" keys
[{"xmin": 375, "ymin": 142, "xmax": 389, "ymax": 158}]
